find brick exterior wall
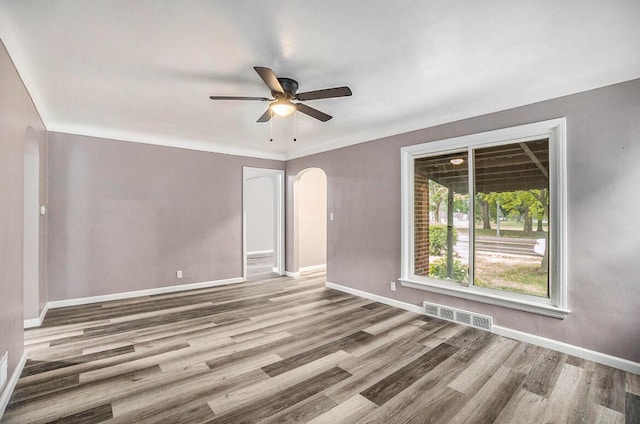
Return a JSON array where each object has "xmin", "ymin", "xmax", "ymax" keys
[{"xmin": 414, "ymin": 172, "xmax": 430, "ymax": 276}]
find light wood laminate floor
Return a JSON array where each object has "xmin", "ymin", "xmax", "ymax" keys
[
  {"xmin": 246, "ymin": 252, "xmax": 278, "ymax": 279},
  {"xmin": 3, "ymin": 271, "xmax": 639, "ymax": 423}
]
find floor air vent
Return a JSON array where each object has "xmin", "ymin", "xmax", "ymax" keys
[
  {"xmin": 423, "ymin": 301, "xmax": 493, "ymax": 331},
  {"xmin": 423, "ymin": 303, "xmax": 439, "ymax": 316}
]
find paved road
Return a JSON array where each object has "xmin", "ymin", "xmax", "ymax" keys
[{"xmin": 456, "ymin": 234, "xmax": 539, "ymax": 258}]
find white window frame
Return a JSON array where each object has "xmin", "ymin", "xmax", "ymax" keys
[{"xmin": 400, "ymin": 118, "xmax": 569, "ymax": 319}]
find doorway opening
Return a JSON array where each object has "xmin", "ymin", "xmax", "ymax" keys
[
  {"xmin": 23, "ymin": 127, "xmax": 42, "ymax": 326},
  {"xmin": 243, "ymin": 167, "xmax": 285, "ymax": 279},
  {"xmin": 293, "ymin": 168, "xmax": 327, "ymax": 275}
]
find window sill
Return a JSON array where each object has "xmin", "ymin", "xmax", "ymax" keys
[{"xmin": 399, "ymin": 278, "xmax": 570, "ymax": 319}]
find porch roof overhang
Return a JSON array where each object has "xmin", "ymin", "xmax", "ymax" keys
[{"xmin": 414, "ymin": 138, "xmax": 549, "ymax": 194}]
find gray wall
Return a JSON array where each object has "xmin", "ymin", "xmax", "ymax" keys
[
  {"xmin": 286, "ymin": 78, "xmax": 640, "ymax": 363},
  {"xmin": 47, "ymin": 132, "xmax": 283, "ymax": 301},
  {"xmin": 0, "ymin": 40, "xmax": 47, "ymax": 378}
]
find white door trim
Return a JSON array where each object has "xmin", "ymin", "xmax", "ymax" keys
[{"xmin": 243, "ymin": 167, "xmax": 285, "ymax": 280}]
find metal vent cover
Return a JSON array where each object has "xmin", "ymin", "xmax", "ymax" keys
[
  {"xmin": 423, "ymin": 301, "xmax": 493, "ymax": 332},
  {"xmin": 439, "ymin": 308, "xmax": 454, "ymax": 321},
  {"xmin": 424, "ymin": 304, "xmax": 439, "ymax": 316},
  {"xmin": 472, "ymin": 315, "xmax": 493, "ymax": 330},
  {"xmin": 455, "ymin": 311, "xmax": 471, "ymax": 325}
]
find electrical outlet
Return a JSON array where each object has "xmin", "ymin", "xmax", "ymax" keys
[
  {"xmin": 390, "ymin": 281, "xmax": 397, "ymax": 292},
  {"xmin": 176, "ymin": 270, "xmax": 183, "ymax": 279}
]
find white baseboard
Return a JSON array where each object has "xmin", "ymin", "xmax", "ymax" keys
[
  {"xmin": 47, "ymin": 276, "xmax": 245, "ymax": 309},
  {"xmin": 0, "ymin": 352, "xmax": 27, "ymax": 420},
  {"xmin": 299, "ymin": 264, "xmax": 327, "ymax": 272},
  {"xmin": 286, "ymin": 265, "xmax": 326, "ymax": 278},
  {"xmin": 326, "ymin": 281, "xmax": 640, "ymax": 375},
  {"xmin": 247, "ymin": 250, "xmax": 274, "ymax": 256},
  {"xmin": 23, "ymin": 303, "xmax": 50, "ymax": 329},
  {"xmin": 493, "ymin": 325, "xmax": 640, "ymax": 375},
  {"xmin": 325, "ymin": 282, "xmax": 423, "ymax": 314}
]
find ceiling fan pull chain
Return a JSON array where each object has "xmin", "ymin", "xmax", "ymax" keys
[
  {"xmin": 269, "ymin": 109, "xmax": 274, "ymax": 142},
  {"xmin": 293, "ymin": 111, "xmax": 297, "ymax": 142}
]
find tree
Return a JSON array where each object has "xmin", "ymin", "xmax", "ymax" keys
[
  {"xmin": 474, "ymin": 194, "xmax": 491, "ymax": 229},
  {"xmin": 453, "ymin": 193, "xmax": 469, "ymax": 215},
  {"xmin": 529, "ymin": 189, "xmax": 548, "ymax": 231},
  {"xmin": 489, "ymin": 189, "xmax": 550, "ymax": 270},
  {"xmin": 530, "ymin": 189, "xmax": 549, "ymax": 270},
  {"xmin": 489, "ymin": 190, "xmax": 542, "ymax": 232},
  {"xmin": 481, "ymin": 199, "xmax": 491, "ymax": 229},
  {"xmin": 429, "ymin": 180, "xmax": 448, "ymax": 224}
]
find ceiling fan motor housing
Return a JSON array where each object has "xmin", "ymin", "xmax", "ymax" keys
[
  {"xmin": 276, "ymin": 77, "xmax": 298, "ymax": 99},
  {"xmin": 209, "ymin": 66, "xmax": 349, "ymax": 122}
]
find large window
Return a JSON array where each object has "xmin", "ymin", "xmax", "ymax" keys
[{"xmin": 401, "ymin": 119, "xmax": 569, "ymax": 318}]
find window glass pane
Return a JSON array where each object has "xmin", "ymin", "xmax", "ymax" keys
[
  {"xmin": 473, "ymin": 139, "xmax": 550, "ymax": 297},
  {"xmin": 414, "ymin": 152, "xmax": 469, "ymax": 284}
]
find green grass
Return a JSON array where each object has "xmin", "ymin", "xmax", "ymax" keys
[{"xmin": 475, "ymin": 265, "xmax": 548, "ymax": 297}]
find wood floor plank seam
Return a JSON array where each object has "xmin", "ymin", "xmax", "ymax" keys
[
  {"xmin": 3, "ymin": 271, "xmax": 635, "ymax": 424},
  {"xmin": 360, "ymin": 342, "xmax": 460, "ymax": 406}
]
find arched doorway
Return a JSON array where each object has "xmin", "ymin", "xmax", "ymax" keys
[{"xmin": 293, "ymin": 168, "xmax": 327, "ymax": 275}]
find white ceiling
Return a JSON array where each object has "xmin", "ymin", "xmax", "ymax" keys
[{"xmin": 1, "ymin": 1, "xmax": 639, "ymax": 160}]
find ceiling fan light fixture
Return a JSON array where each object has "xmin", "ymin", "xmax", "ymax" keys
[
  {"xmin": 450, "ymin": 158, "xmax": 464, "ymax": 165},
  {"xmin": 210, "ymin": 66, "xmax": 347, "ymax": 122},
  {"xmin": 270, "ymin": 100, "xmax": 296, "ymax": 117}
]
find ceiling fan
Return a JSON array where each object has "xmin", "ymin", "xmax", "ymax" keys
[{"xmin": 209, "ymin": 66, "xmax": 352, "ymax": 122}]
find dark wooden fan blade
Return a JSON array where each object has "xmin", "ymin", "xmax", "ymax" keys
[
  {"xmin": 295, "ymin": 103, "xmax": 332, "ymax": 122},
  {"xmin": 296, "ymin": 86, "xmax": 352, "ymax": 101},
  {"xmin": 256, "ymin": 108, "xmax": 272, "ymax": 123},
  {"xmin": 254, "ymin": 67, "xmax": 284, "ymax": 94},
  {"xmin": 209, "ymin": 96, "xmax": 271, "ymax": 101}
]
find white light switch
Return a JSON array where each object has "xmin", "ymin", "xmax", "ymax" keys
[
  {"xmin": 40, "ymin": 205, "xmax": 46, "ymax": 215},
  {"xmin": 329, "ymin": 213, "xmax": 334, "ymax": 221}
]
